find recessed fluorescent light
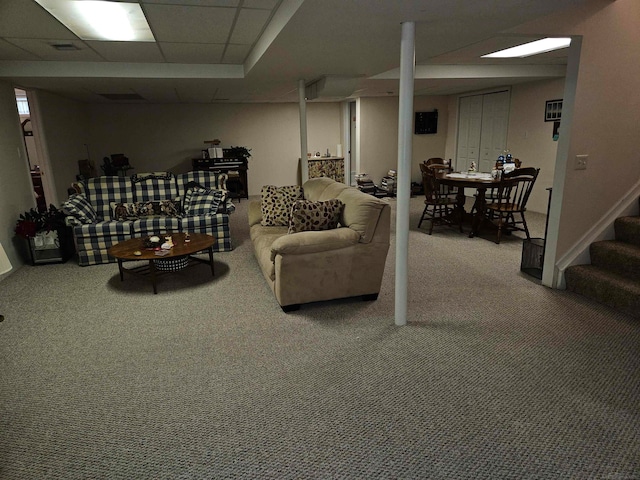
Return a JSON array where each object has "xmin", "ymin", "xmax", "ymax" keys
[
  {"xmin": 35, "ymin": 0, "xmax": 155, "ymax": 42},
  {"xmin": 482, "ymin": 37, "xmax": 571, "ymax": 58}
]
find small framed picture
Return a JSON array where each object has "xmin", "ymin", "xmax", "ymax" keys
[{"xmin": 545, "ymin": 99, "xmax": 563, "ymax": 122}]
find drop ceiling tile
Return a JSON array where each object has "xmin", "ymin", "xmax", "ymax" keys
[
  {"xmin": 229, "ymin": 8, "xmax": 271, "ymax": 45},
  {"xmin": 222, "ymin": 44, "xmax": 251, "ymax": 64},
  {"xmin": 130, "ymin": 81, "xmax": 182, "ymax": 103},
  {"xmin": 141, "ymin": 0, "xmax": 239, "ymax": 6},
  {"xmin": 0, "ymin": 0, "xmax": 77, "ymax": 39},
  {"xmin": 160, "ymin": 42, "xmax": 225, "ymax": 63},
  {"xmin": 243, "ymin": 0, "xmax": 280, "ymax": 9},
  {"xmin": 5, "ymin": 39, "xmax": 103, "ymax": 61},
  {"xmin": 0, "ymin": 39, "xmax": 41, "ymax": 61},
  {"xmin": 85, "ymin": 41, "xmax": 165, "ymax": 63},
  {"xmin": 144, "ymin": 5, "xmax": 236, "ymax": 44}
]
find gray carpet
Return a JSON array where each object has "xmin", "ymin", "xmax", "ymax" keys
[{"xmin": 1, "ymin": 196, "xmax": 639, "ymax": 479}]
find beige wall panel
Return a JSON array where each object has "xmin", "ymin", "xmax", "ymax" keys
[
  {"xmin": 510, "ymin": 0, "xmax": 640, "ymax": 255},
  {"xmin": 507, "ymin": 78, "xmax": 564, "ymax": 214},
  {"xmin": 87, "ymin": 102, "xmax": 341, "ymax": 195},
  {"xmin": 359, "ymin": 95, "xmax": 449, "ymax": 185}
]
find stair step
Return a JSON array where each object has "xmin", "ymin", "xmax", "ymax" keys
[
  {"xmin": 590, "ymin": 240, "xmax": 640, "ymax": 281},
  {"xmin": 615, "ymin": 216, "xmax": 640, "ymax": 246},
  {"xmin": 565, "ymin": 264, "xmax": 640, "ymax": 319}
]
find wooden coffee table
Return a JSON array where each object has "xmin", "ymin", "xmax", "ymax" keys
[{"xmin": 108, "ymin": 232, "xmax": 215, "ymax": 294}]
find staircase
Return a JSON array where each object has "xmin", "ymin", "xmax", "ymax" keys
[{"xmin": 565, "ymin": 207, "xmax": 640, "ymax": 319}]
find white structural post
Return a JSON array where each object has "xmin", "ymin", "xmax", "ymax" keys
[
  {"xmin": 298, "ymin": 79, "xmax": 309, "ymax": 184},
  {"xmin": 395, "ymin": 21, "xmax": 415, "ymax": 326}
]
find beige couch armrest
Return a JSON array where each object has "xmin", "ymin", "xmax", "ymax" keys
[
  {"xmin": 270, "ymin": 227, "xmax": 360, "ymax": 261},
  {"xmin": 248, "ymin": 200, "xmax": 262, "ymax": 227}
]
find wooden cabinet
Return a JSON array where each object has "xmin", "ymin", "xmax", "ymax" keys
[{"xmin": 307, "ymin": 157, "xmax": 345, "ymax": 183}]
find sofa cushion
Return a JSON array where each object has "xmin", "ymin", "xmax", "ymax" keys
[
  {"xmin": 131, "ymin": 216, "xmax": 181, "ymax": 236},
  {"xmin": 336, "ymin": 188, "xmax": 386, "ymax": 243},
  {"xmin": 132, "ymin": 172, "xmax": 179, "ymax": 202},
  {"xmin": 302, "ymin": 177, "xmax": 334, "ymax": 201},
  {"xmin": 317, "ymin": 182, "xmax": 349, "ymax": 201},
  {"xmin": 62, "ymin": 193, "xmax": 98, "ymax": 224},
  {"xmin": 183, "ymin": 186, "xmax": 225, "ymax": 215},
  {"xmin": 260, "ymin": 185, "xmax": 304, "ymax": 226},
  {"xmin": 288, "ymin": 199, "xmax": 344, "ymax": 234},
  {"xmin": 175, "ymin": 171, "xmax": 228, "ymax": 195},
  {"xmin": 80, "ymin": 176, "xmax": 134, "ymax": 220}
]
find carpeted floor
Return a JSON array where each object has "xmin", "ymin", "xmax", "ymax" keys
[{"xmin": 0, "ymin": 196, "xmax": 638, "ymax": 479}]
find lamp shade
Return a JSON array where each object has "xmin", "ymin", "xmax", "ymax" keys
[{"xmin": 0, "ymin": 241, "xmax": 13, "ymax": 275}]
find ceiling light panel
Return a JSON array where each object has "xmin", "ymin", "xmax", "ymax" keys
[
  {"xmin": 482, "ymin": 37, "xmax": 571, "ymax": 58},
  {"xmin": 34, "ymin": 0, "xmax": 155, "ymax": 42}
]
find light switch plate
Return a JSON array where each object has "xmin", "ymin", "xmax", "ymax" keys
[{"xmin": 575, "ymin": 154, "xmax": 588, "ymax": 170}]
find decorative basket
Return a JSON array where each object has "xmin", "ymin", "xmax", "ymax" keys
[{"xmin": 154, "ymin": 255, "xmax": 189, "ymax": 272}]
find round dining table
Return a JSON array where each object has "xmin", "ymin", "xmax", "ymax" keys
[{"xmin": 435, "ymin": 171, "xmax": 500, "ymax": 238}]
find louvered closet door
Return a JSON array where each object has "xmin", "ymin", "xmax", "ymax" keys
[
  {"xmin": 456, "ymin": 95, "xmax": 482, "ymax": 172},
  {"xmin": 479, "ymin": 91, "xmax": 510, "ymax": 172},
  {"xmin": 456, "ymin": 90, "xmax": 510, "ymax": 173}
]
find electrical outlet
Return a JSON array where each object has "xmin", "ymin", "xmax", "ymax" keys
[{"xmin": 575, "ymin": 154, "xmax": 588, "ymax": 170}]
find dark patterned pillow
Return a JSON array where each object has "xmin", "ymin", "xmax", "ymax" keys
[
  {"xmin": 62, "ymin": 193, "xmax": 98, "ymax": 224},
  {"xmin": 111, "ymin": 202, "xmax": 139, "ymax": 220},
  {"xmin": 183, "ymin": 187, "xmax": 225, "ymax": 215},
  {"xmin": 261, "ymin": 185, "xmax": 304, "ymax": 226},
  {"xmin": 111, "ymin": 200, "xmax": 182, "ymax": 220},
  {"xmin": 157, "ymin": 200, "xmax": 181, "ymax": 216},
  {"xmin": 288, "ymin": 199, "xmax": 344, "ymax": 234}
]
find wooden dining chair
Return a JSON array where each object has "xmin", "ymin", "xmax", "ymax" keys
[
  {"xmin": 482, "ymin": 167, "xmax": 540, "ymax": 243},
  {"xmin": 424, "ymin": 157, "xmax": 445, "ymax": 167},
  {"xmin": 417, "ymin": 164, "xmax": 462, "ymax": 234}
]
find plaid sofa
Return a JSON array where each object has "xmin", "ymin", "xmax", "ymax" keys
[{"xmin": 64, "ymin": 171, "xmax": 234, "ymax": 266}]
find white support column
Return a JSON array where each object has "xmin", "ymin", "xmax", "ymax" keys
[
  {"xmin": 298, "ymin": 79, "xmax": 309, "ymax": 184},
  {"xmin": 395, "ymin": 21, "xmax": 415, "ymax": 327}
]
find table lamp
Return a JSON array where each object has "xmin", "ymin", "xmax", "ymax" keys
[{"xmin": 0, "ymin": 241, "xmax": 13, "ymax": 322}]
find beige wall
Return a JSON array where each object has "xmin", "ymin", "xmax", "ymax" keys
[
  {"xmin": 87, "ymin": 102, "xmax": 341, "ymax": 195},
  {"xmin": 512, "ymin": 0, "xmax": 640, "ymax": 257},
  {"xmin": 507, "ymin": 79, "xmax": 565, "ymax": 213},
  {"xmin": 34, "ymin": 90, "xmax": 90, "ymax": 204},
  {"xmin": 0, "ymin": 80, "xmax": 38, "ymax": 272},
  {"xmin": 359, "ymin": 95, "xmax": 449, "ymax": 185}
]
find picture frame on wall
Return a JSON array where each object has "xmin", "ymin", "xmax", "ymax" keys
[{"xmin": 545, "ymin": 99, "xmax": 563, "ymax": 122}]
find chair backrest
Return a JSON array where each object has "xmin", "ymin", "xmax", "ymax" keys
[
  {"xmin": 424, "ymin": 157, "xmax": 445, "ymax": 167},
  {"xmin": 427, "ymin": 164, "xmax": 452, "ymax": 174},
  {"xmin": 421, "ymin": 169, "xmax": 438, "ymax": 203},
  {"xmin": 496, "ymin": 167, "xmax": 540, "ymax": 210}
]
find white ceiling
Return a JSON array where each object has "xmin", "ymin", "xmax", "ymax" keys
[{"xmin": 0, "ymin": 0, "xmax": 594, "ymax": 104}]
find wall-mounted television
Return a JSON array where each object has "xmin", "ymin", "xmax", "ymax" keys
[{"xmin": 415, "ymin": 110, "xmax": 438, "ymax": 135}]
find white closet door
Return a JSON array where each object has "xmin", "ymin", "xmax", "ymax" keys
[
  {"xmin": 455, "ymin": 95, "xmax": 482, "ymax": 172},
  {"xmin": 479, "ymin": 91, "xmax": 510, "ymax": 172}
]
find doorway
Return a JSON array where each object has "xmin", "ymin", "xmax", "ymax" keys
[{"xmin": 14, "ymin": 88, "xmax": 55, "ymax": 211}]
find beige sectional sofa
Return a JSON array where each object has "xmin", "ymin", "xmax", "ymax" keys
[{"xmin": 248, "ymin": 177, "xmax": 390, "ymax": 311}]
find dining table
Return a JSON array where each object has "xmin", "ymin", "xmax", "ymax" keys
[{"xmin": 435, "ymin": 171, "xmax": 501, "ymax": 238}]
